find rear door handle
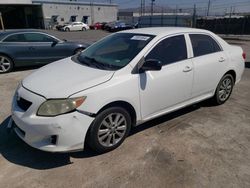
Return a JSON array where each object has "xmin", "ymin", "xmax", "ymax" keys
[
  {"xmin": 219, "ymin": 57, "xmax": 226, "ymax": 62},
  {"xmin": 183, "ymin": 66, "xmax": 192, "ymax": 72}
]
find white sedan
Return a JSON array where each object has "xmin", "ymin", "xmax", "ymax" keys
[
  {"xmin": 10, "ymin": 27, "xmax": 245, "ymax": 153},
  {"xmin": 63, "ymin": 22, "xmax": 89, "ymax": 31}
]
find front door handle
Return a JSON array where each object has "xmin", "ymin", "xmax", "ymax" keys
[
  {"xmin": 219, "ymin": 57, "xmax": 226, "ymax": 62},
  {"xmin": 183, "ymin": 66, "xmax": 192, "ymax": 72}
]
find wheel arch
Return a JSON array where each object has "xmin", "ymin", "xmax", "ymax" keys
[
  {"xmin": 84, "ymin": 100, "xmax": 137, "ymax": 149},
  {"xmin": 0, "ymin": 52, "xmax": 15, "ymax": 65},
  {"xmin": 96, "ymin": 100, "xmax": 137, "ymax": 127},
  {"xmin": 224, "ymin": 69, "xmax": 236, "ymax": 83}
]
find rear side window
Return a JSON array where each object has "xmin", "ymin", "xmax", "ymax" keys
[
  {"xmin": 190, "ymin": 34, "xmax": 221, "ymax": 57},
  {"xmin": 146, "ymin": 35, "xmax": 187, "ymax": 66},
  {"xmin": 3, "ymin": 34, "xmax": 25, "ymax": 42}
]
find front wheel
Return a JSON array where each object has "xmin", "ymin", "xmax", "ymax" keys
[
  {"xmin": 65, "ymin": 27, "xmax": 70, "ymax": 32},
  {"xmin": 0, "ymin": 55, "xmax": 14, "ymax": 73},
  {"xmin": 87, "ymin": 107, "xmax": 131, "ymax": 153},
  {"xmin": 82, "ymin": 27, "xmax": 86, "ymax": 31},
  {"xmin": 213, "ymin": 74, "xmax": 234, "ymax": 105}
]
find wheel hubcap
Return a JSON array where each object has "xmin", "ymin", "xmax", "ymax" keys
[
  {"xmin": 218, "ymin": 78, "xmax": 232, "ymax": 101},
  {"xmin": 98, "ymin": 113, "xmax": 127, "ymax": 147},
  {"xmin": 0, "ymin": 56, "xmax": 11, "ymax": 73}
]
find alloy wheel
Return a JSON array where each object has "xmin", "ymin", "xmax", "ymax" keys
[
  {"xmin": 0, "ymin": 56, "xmax": 11, "ymax": 73},
  {"xmin": 97, "ymin": 113, "xmax": 127, "ymax": 147},
  {"xmin": 218, "ymin": 77, "xmax": 233, "ymax": 101}
]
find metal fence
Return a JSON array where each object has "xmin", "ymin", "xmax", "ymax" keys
[
  {"xmin": 196, "ymin": 17, "xmax": 250, "ymax": 34},
  {"xmin": 138, "ymin": 15, "xmax": 193, "ymax": 28}
]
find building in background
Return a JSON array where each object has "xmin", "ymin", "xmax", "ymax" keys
[{"xmin": 0, "ymin": 0, "xmax": 118, "ymax": 29}]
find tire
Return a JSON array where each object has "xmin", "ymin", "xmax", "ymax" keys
[
  {"xmin": 0, "ymin": 54, "xmax": 14, "ymax": 73},
  {"xmin": 82, "ymin": 27, "xmax": 86, "ymax": 31},
  {"xmin": 212, "ymin": 74, "xmax": 234, "ymax": 105},
  {"xmin": 87, "ymin": 107, "xmax": 131, "ymax": 153},
  {"xmin": 65, "ymin": 27, "xmax": 70, "ymax": 32}
]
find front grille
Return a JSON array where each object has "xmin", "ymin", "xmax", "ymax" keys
[{"xmin": 17, "ymin": 97, "xmax": 32, "ymax": 111}]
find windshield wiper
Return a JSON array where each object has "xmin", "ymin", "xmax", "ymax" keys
[
  {"xmin": 78, "ymin": 55, "xmax": 121, "ymax": 70},
  {"xmin": 84, "ymin": 56, "xmax": 120, "ymax": 70}
]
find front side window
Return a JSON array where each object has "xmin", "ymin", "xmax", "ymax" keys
[
  {"xmin": 190, "ymin": 34, "xmax": 221, "ymax": 57},
  {"xmin": 146, "ymin": 35, "xmax": 187, "ymax": 66},
  {"xmin": 77, "ymin": 33, "xmax": 155, "ymax": 70}
]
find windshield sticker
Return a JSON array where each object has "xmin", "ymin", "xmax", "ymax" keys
[{"xmin": 131, "ymin": 36, "xmax": 150, "ymax": 41}]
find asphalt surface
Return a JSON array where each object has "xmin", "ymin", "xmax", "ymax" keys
[{"xmin": 0, "ymin": 30, "xmax": 250, "ymax": 188}]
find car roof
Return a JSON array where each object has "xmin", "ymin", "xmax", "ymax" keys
[
  {"xmin": 119, "ymin": 27, "xmax": 209, "ymax": 36},
  {"xmin": 0, "ymin": 29, "xmax": 47, "ymax": 38}
]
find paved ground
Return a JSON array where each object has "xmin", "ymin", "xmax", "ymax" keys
[{"xmin": 0, "ymin": 30, "xmax": 250, "ymax": 188}]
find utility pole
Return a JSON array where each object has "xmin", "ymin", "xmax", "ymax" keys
[
  {"xmin": 142, "ymin": 0, "xmax": 145, "ymax": 16},
  {"xmin": 192, "ymin": 4, "xmax": 197, "ymax": 28},
  {"xmin": 151, "ymin": 0, "xmax": 155, "ymax": 16},
  {"xmin": 229, "ymin": 6, "xmax": 233, "ymax": 18},
  {"xmin": 175, "ymin": 5, "xmax": 178, "ymax": 26},
  {"xmin": 0, "ymin": 12, "xmax": 4, "ymax": 30},
  {"xmin": 140, "ymin": 0, "xmax": 143, "ymax": 16},
  {"xmin": 207, "ymin": 0, "xmax": 211, "ymax": 17}
]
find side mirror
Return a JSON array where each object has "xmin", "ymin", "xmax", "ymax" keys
[
  {"xmin": 140, "ymin": 59, "xmax": 162, "ymax": 73},
  {"xmin": 51, "ymin": 40, "xmax": 58, "ymax": 47}
]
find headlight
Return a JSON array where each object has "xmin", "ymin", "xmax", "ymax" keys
[{"xmin": 37, "ymin": 97, "xmax": 86, "ymax": 117}]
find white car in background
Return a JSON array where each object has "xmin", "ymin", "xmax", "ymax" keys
[
  {"xmin": 10, "ymin": 27, "xmax": 245, "ymax": 153},
  {"xmin": 63, "ymin": 22, "xmax": 89, "ymax": 31}
]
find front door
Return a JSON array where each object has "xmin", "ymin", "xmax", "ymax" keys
[
  {"xmin": 139, "ymin": 34, "xmax": 194, "ymax": 119},
  {"xmin": 22, "ymin": 32, "xmax": 69, "ymax": 63}
]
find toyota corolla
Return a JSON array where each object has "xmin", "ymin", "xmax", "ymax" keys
[{"xmin": 9, "ymin": 27, "xmax": 245, "ymax": 153}]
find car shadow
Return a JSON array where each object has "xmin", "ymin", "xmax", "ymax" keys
[
  {"xmin": 0, "ymin": 116, "xmax": 99, "ymax": 170},
  {"xmin": 0, "ymin": 102, "xmax": 204, "ymax": 170},
  {"xmin": 12, "ymin": 65, "xmax": 44, "ymax": 73}
]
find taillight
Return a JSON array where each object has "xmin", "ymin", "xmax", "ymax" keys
[{"xmin": 242, "ymin": 52, "xmax": 246, "ymax": 60}]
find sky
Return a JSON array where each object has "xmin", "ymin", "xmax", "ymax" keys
[{"xmin": 91, "ymin": 0, "xmax": 250, "ymax": 15}]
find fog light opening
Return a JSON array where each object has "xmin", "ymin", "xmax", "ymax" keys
[{"xmin": 50, "ymin": 135, "xmax": 58, "ymax": 145}]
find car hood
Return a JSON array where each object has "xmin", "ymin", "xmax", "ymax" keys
[{"xmin": 22, "ymin": 57, "xmax": 115, "ymax": 99}]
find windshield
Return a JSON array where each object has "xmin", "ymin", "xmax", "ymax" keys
[{"xmin": 77, "ymin": 33, "xmax": 155, "ymax": 70}]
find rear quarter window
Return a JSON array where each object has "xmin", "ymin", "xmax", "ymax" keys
[{"xmin": 190, "ymin": 34, "xmax": 221, "ymax": 57}]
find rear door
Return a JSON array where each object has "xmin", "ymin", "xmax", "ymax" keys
[{"xmin": 188, "ymin": 34, "xmax": 227, "ymax": 97}]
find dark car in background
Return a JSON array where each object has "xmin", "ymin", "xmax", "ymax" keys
[
  {"xmin": 0, "ymin": 30, "xmax": 89, "ymax": 73},
  {"xmin": 105, "ymin": 21, "xmax": 134, "ymax": 32}
]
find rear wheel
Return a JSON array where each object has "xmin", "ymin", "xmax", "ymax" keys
[
  {"xmin": 87, "ymin": 107, "xmax": 131, "ymax": 153},
  {"xmin": 0, "ymin": 55, "xmax": 14, "ymax": 73},
  {"xmin": 213, "ymin": 74, "xmax": 234, "ymax": 105}
]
